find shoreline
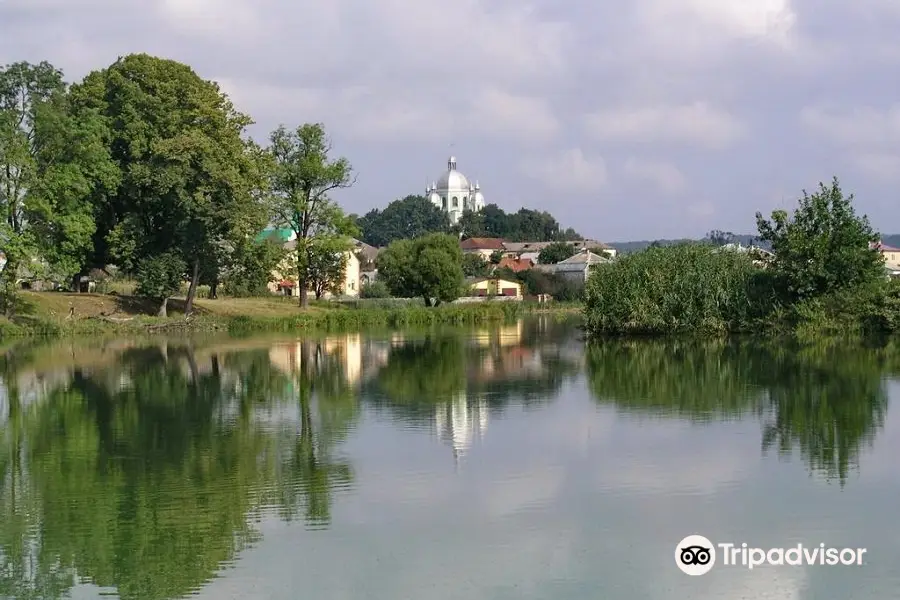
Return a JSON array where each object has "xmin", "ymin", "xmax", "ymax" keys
[{"xmin": 0, "ymin": 292, "xmax": 582, "ymax": 339}]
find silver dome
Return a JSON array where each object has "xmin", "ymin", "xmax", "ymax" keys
[{"xmin": 435, "ymin": 156, "xmax": 471, "ymax": 191}]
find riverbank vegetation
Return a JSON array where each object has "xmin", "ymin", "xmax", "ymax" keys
[
  {"xmin": 0, "ymin": 290, "xmax": 578, "ymax": 338},
  {"xmin": 584, "ymin": 178, "xmax": 899, "ymax": 337}
]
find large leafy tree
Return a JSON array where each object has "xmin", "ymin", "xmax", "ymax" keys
[
  {"xmin": 266, "ymin": 123, "xmax": 357, "ymax": 307},
  {"xmin": 376, "ymin": 233, "xmax": 464, "ymax": 306},
  {"xmin": 357, "ymin": 194, "xmax": 450, "ymax": 247},
  {"xmin": 70, "ymin": 53, "xmax": 267, "ymax": 316},
  {"xmin": 537, "ymin": 241, "xmax": 576, "ymax": 264},
  {"xmin": 455, "ymin": 203, "xmax": 582, "ymax": 242},
  {"xmin": 0, "ymin": 61, "xmax": 117, "ymax": 314},
  {"xmin": 755, "ymin": 177, "xmax": 883, "ymax": 302}
]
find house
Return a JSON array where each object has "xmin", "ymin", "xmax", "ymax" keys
[
  {"xmin": 535, "ymin": 249, "xmax": 611, "ymax": 284},
  {"xmin": 496, "ymin": 256, "xmax": 533, "ymax": 273},
  {"xmin": 502, "ymin": 239, "xmax": 617, "ymax": 260},
  {"xmin": 716, "ymin": 242, "xmax": 774, "ymax": 267},
  {"xmin": 353, "ymin": 238, "xmax": 380, "ymax": 269},
  {"xmin": 261, "ymin": 227, "xmax": 361, "ymax": 298},
  {"xmin": 872, "ymin": 242, "xmax": 900, "ymax": 268},
  {"xmin": 466, "ymin": 276, "xmax": 523, "ymax": 298},
  {"xmin": 460, "ymin": 237, "xmax": 506, "ymax": 261}
]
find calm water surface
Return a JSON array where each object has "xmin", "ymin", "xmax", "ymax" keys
[{"xmin": 1, "ymin": 316, "xmax": 899, "ymax": 599}]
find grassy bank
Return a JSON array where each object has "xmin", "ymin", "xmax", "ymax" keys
[{"xmin": 0, "ymin": 292, "xmax": 581, "ymax": 338}]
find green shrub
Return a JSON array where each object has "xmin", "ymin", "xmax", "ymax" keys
[
  {"xmin": 360, "ymin": 279, "xmax": 391, "ymax": 298},
  {"xmin": 583, "ymin": 243, "xmax": 773, "ymax": 336}
]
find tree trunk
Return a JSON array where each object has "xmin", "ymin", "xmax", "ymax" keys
[
  {"xmin": 315, "ymin": 287, "xmax": 322, "ymax": 300},
  {"xmin": 1, "ymin": 257, "xmax": 18, "ymax": 318},
  {"xmin": 210, "ymin": 282, "xmax": 218, "ymax": 299},
  {"xmin": 157, "ymin": 296, "xmax": 168, "ymax": 317},
  {"xmin": 299, "ymin": 281, "xmax": 309, "ymax": 307},
  {"xmin": 423, "ymin": 296, "xmax": 432, "ymax": 307},
  {"xmin": 184, "ymin": 259, "xmax": 200, "ymax": 315}
]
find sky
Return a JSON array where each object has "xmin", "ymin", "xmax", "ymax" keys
[{"xmin": 2, "ymin": 0, "xmax": 900, "ymax": 241}]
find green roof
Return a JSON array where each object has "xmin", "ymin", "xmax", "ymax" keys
[{"xmin": 256, "ymin": 228, "xmax": 293, "ymax": 243}]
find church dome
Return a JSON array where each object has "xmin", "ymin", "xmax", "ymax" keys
[{"xmin": 435, "ymin": 156, "xmax": 471, "ymax": 191}]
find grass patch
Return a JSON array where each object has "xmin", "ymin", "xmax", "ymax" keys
[{"xmin": 0, "ymin": 291, "xmax": 579, "ymax": 339}]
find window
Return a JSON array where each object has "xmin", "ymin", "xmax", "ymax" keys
[
  {"xmin": 452, "ymin": 196, "xmax": 458, "ymax": 208},
  {"xmin": 442, "ymin": 196, "xmax": 447, "ymax": 210}
]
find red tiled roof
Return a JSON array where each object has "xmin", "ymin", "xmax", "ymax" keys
[
  {"xmin": 497, "ymin": 257, "xmax": 533, "ymax": 272},
  {"xmin": 460, "ymin": 237, "xmax": 506, "ymax": 250},
  {"xmin": 279, "ymin": 280, "xmax": 295, "ymax": 287}
]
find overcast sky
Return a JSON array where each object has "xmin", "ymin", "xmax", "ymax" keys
[{"xmin": 2, "ymin": 0, "xmax": 900, "ymax": 241}]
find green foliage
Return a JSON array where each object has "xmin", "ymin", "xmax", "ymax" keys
[
  {"xmin": 583, "ymin": 243, "xmax": 772, "ymax": 335},
  {"xmin": 222, "ymin": 238, "xmax": 285, "ymax": 297},
  {"xmin": 359, "ymin": 279, "xmax": 391, "ymax": 298},
  {"xmin": 307, "ymin": 243, "xmax": 348, "ymax": 299},
  {"xmin": 266, "ymin": 123, "xmax": 356, "ymax": 307},
  {"xmin": 454, "ymin": 204, "xmax": 582, "ymax": 242},
  {"xmin": 489, "ymin": 250, "xmax": 504, "ymax": 264},
  {"xmin": 756, "ymin": 177, "xmax": 883, "ymax": 303},
  {"xmin": 515, "ymin": 268, "xmax": 581, "ymax": 301},
  {"xmin": 71, "ymin": 54, "xmax": 265, "ymax": 311},
  {"xmin": 537, "ymin": 242, "xmax": 576, "ymax": 264},
  {"xmin": 134, "ymin": 252, "xmax": 186, "ymax": 300},
  {"xmin": 461, "ymin": 252, "xmax": 490, "ymax": 277},
  {"xmin": 357, "ymin": 195, "xmax": 450, "ymax": 247},
  {"xmin": 0, "ymin": 61, "xmax": 116, "ymax": 313},
  {"xmin": 376, "ymin": 233, "xmax": 464, "ymax": 306}
]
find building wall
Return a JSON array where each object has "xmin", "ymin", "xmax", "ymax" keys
[
  {"xmin": 468, "ymin": 278, "xmax": 522, "ymax": 297},
  {"xmin": 463, "ymin": 248, "xmax": 497, "ymax": 261},
  {"xmin": 268, "ymin": 250, "xmax": 359, "ymax": 298}
]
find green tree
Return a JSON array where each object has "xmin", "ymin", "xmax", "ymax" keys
[
  {"xmin": 266, "ymin": 123, "xmax": 357, "ymax": 307},
  {"xmin": 222, "ymin": 237, "xmax": 285, "ymax": 297},
  {"xmin": 537, "ymin": 241, "xmax": 576, "ymax": 264},
  {"xmin": 70, "ymin": 54, "xmax": 267, "ymax": 316},
  {"xmin": 489, "ymin": 250, "xmax": 504, "ymax": 264},
  {"xmin": 461, "ymin": 252, "xmax": 490, "ymax": 277},
  {"xmin": 358, "ymin": 194, "xmax": 450, "ymax": 247},
  {"xmin": 706, "ymin": 230, "xmax": 736, "ymax": 246},
  {"xmin": 455, "ymin": 203, "xmax": 582, "ymax": 242},
  {"xmin": 306, "ymin": 244, "xmax": 348, "ymax": 299},
  {"xmin": 359, "ymin": 279, "xmax": 390, "ymax": 298},
  {"xmin": 376, "ymin": 233, "xmax": 464, "ymax": 306},
  {"xmin": 755, "ymin": 177, "xmax": 883, "ymax": 302},
  {"xmin": 0, "ymin": 61, "xmax": 117, "ymax": 314}
]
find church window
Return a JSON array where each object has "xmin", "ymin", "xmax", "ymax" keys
[
  {"xmin": 442, "ymin": 196, "xmax": 447, "ymax": 210},
  {"xmin": 452, "ymin": 197, "xmax": 458, "ymax": 208}
]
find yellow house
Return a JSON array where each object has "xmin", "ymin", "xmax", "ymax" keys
[
  {"xmin": 466, "ymin": 276, "xmax": 523, "ymax": 298},
  {"xmin": 874, "ymin": 242, "xmax": 900, "ymax": 269},
  {"xmin": 268, "ymin": 247, "xmax": 360, "ymax": 298}
]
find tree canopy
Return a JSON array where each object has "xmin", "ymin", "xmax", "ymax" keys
[
  {"xmin": 376, "ymin": 233, "xmax": 464, "ymax": 306},
  {"xmin": 70, "ymin": 53, "xmax": 267, "ymax": 315},
  {"xmin": 357, "ymin": 194, "xmax": 450, "ymax": 247},
  {"xmin": 455, "ymin": 204, "xmax": 582, "ymax": 242},
  {"xmin": 755, "ymin": 177, "xmax": 884, "ymax": 302}
]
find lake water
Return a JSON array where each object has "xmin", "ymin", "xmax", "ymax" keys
[{"xmin": 1, "ymin": 316, "xmax": 899, "ymax": 599}]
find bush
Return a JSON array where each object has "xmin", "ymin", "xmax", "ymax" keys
[
  {"xmin": 583, "ymin": 243, "xmax": 772, "ymax": 336},
  {"xmin": 360, "ymin": 279, "xmax": 391, "ymax": 298}
]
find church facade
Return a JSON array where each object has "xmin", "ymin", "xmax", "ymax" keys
[{"xmin": 426, "ymin": 156, "xmax": 485, "ymax": 225}]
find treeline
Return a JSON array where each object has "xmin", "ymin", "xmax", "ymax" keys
[
  {"xmin": 360, "ymin": 232, "xmax": 581, "ymax": 304},
  {"xmin": 353, "ymin": 195, "xmax": 583, "ymax": 248},
  {"xmin": 583, "ymin": 178, "xmax": 900, "ymax": 336},
  {"xmin": 0, "ymin": 54, "xmax": 360, "ymax": 315}
]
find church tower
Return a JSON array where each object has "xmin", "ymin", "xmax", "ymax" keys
[{"xmin": 426, "ymin": 156, "xmax": 485, "ymax": 225}]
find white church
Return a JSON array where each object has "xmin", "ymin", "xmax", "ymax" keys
[{"xmin": 426, "ymin": 156, "xmax": 486, "ymax": 225}]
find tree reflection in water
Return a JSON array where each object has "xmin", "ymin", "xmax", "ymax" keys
[{"xmin": 585, "ymin": 337, "xmax": 892, "ymax": 484}]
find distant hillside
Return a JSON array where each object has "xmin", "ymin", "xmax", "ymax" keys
[
  {"xmin": 609, "ymin": 234, "xmax": 764, "ymax": 254},
  {"xmin": 610, "ymin": 233, "xmax": 900, "ymax": 253}
]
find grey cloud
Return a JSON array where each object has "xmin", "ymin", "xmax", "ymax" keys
[{"xmin": 3, "ymin": 0, "xmax": 900, "ymax": 239}]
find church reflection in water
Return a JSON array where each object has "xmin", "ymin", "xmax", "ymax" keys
[{"xmin": 433, "ymin": 393, "xmax": 489, "ymax": 464}]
